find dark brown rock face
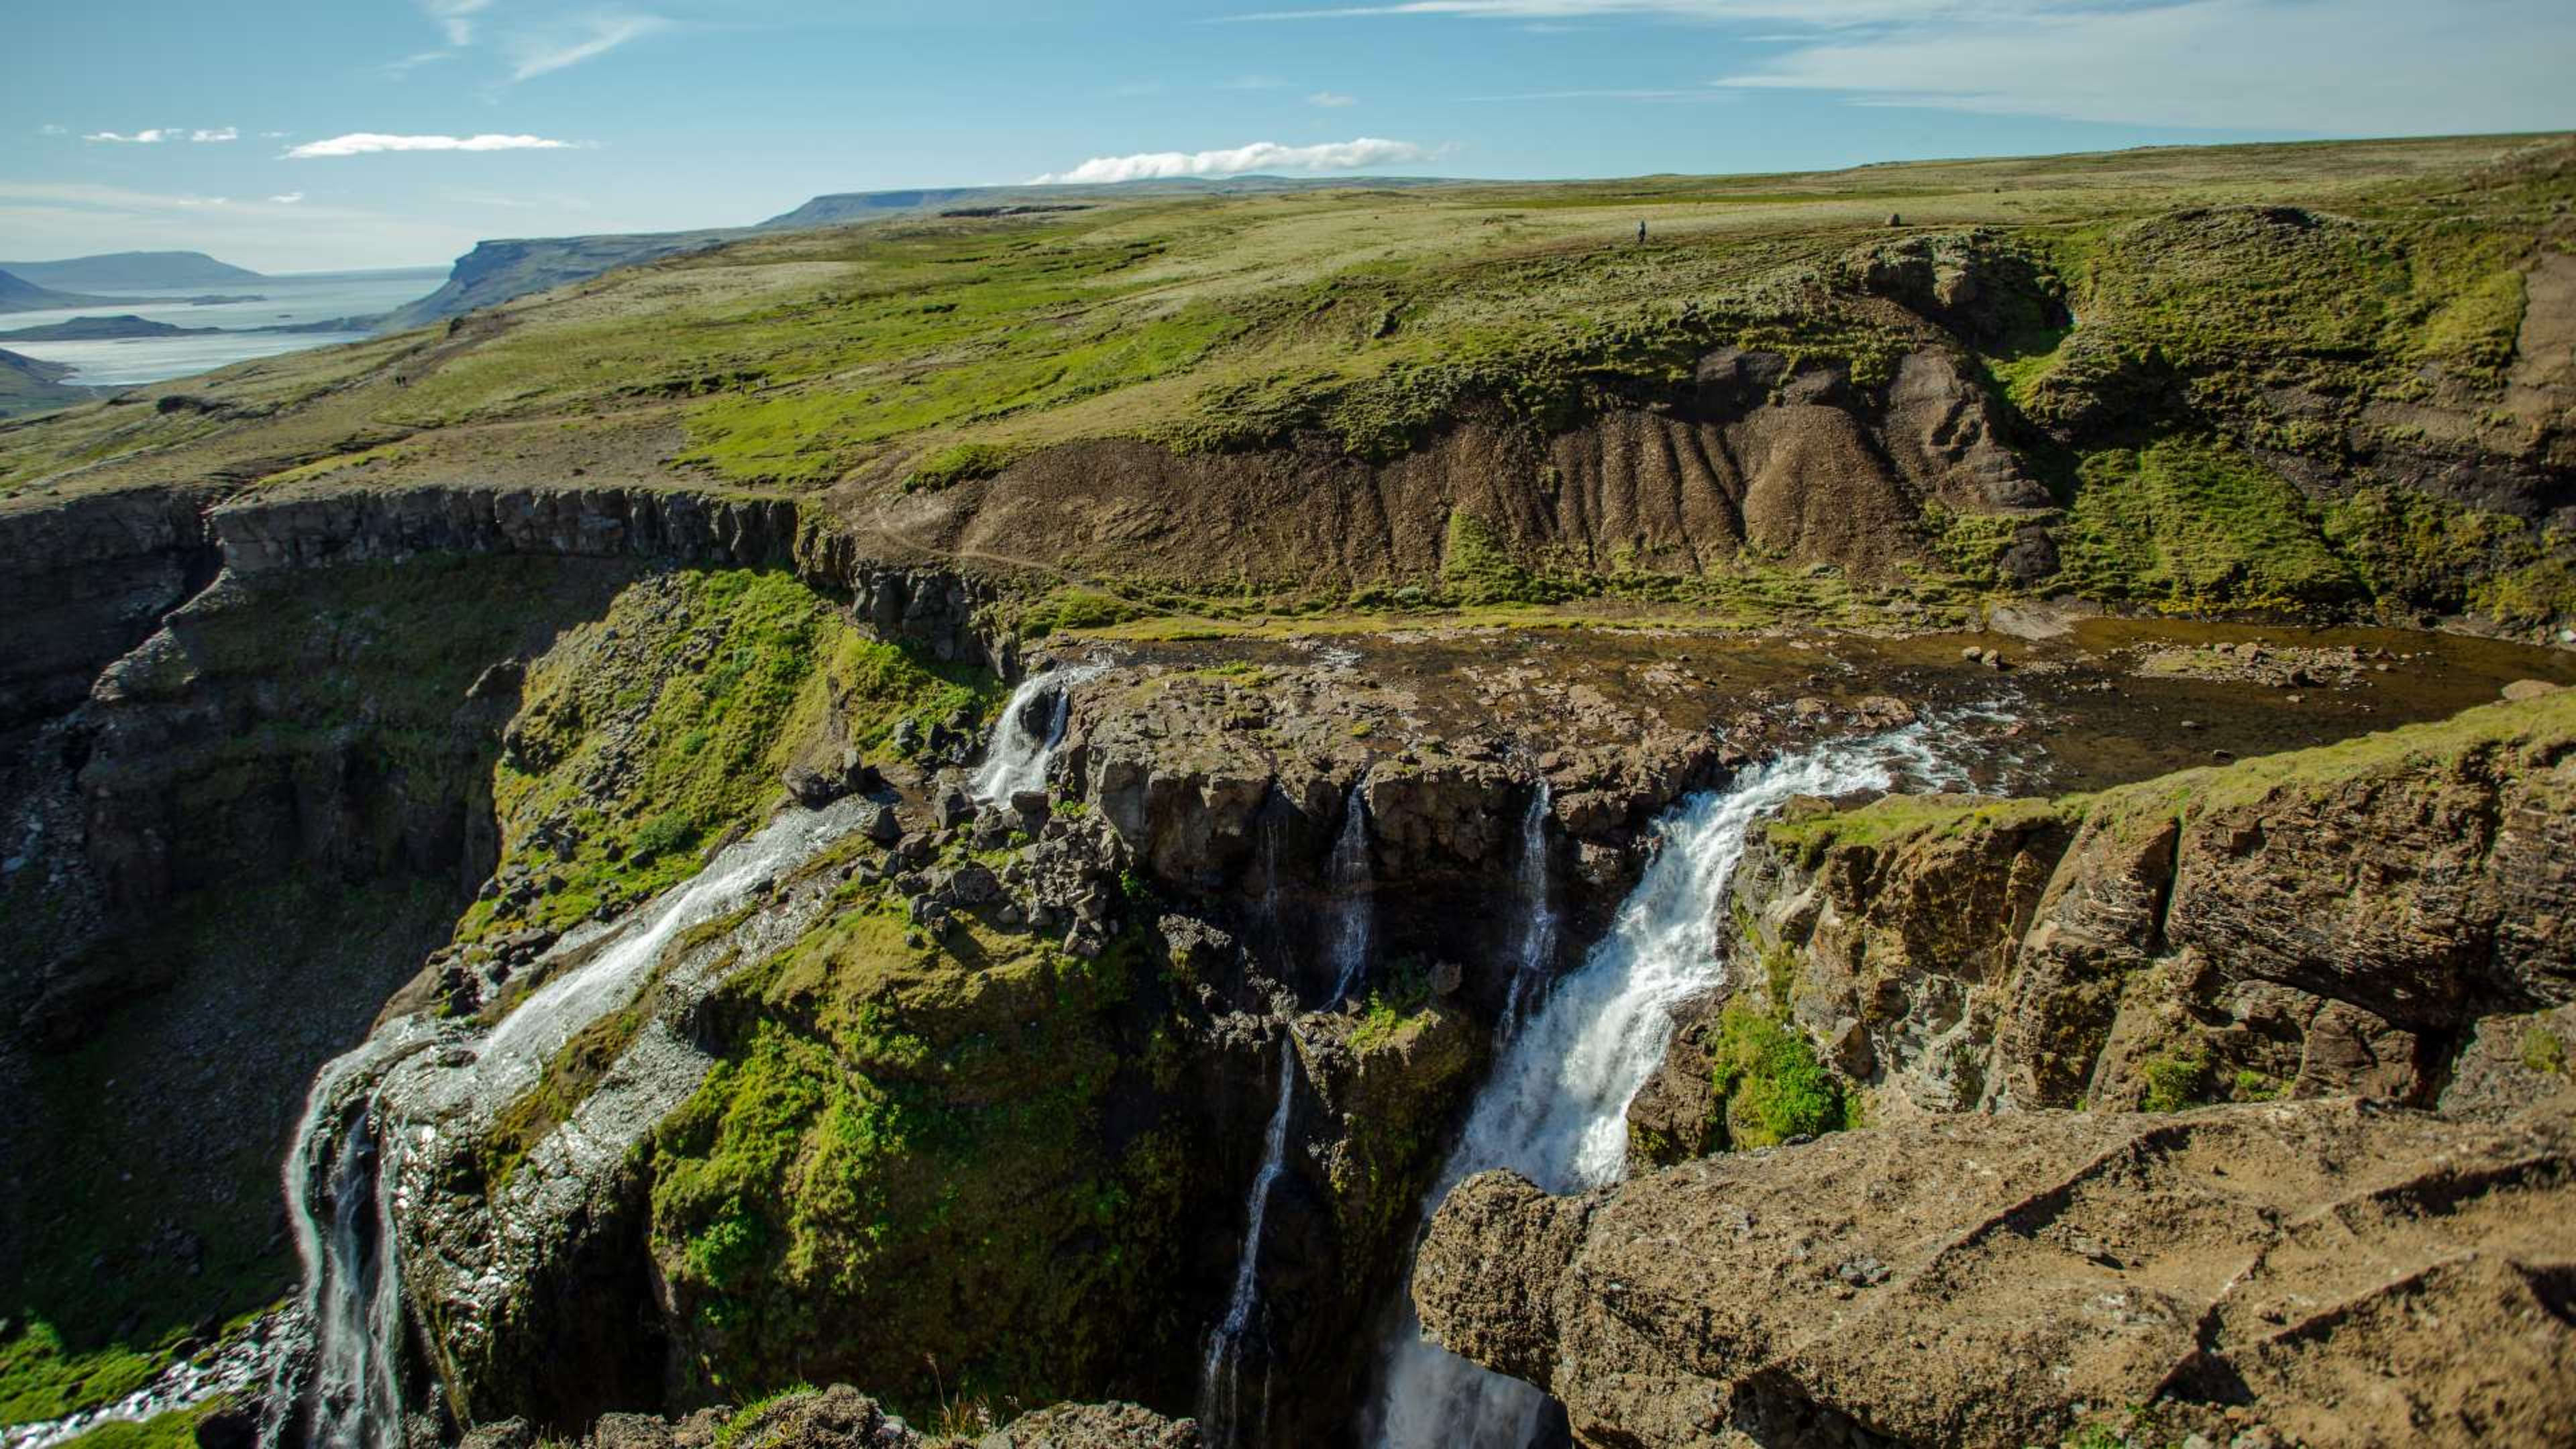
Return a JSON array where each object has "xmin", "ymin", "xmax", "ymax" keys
[
  {"xmin": 1417, "ymin": 1095, "xmax": 2576, "ymax": 1449},
  {"xmin": 0, "ymin": 484, "xmax": 215, "ymax": 739}
]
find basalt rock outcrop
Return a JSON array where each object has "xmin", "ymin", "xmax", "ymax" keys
[
  {"xmin": 1648, "ymin": 688, "xmax": 2576, "ymax": 1143},
  {"xmin": 1416, "ymin": 1091, "xmax": 2576, "ymax": 1449},
  {"xmin": 1459, "ymin": 691, "xmax": 2576, "ymax": 1445}
]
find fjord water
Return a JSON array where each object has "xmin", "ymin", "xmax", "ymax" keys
[
  {"xmin": 0, "ymin": 268, "xmax": 442, "ymax": 385},
  {"xmin": 1198, "ymin": 1043, "xmax": 1301, "ymax": 1448},
  {"xmin": 1366, "ymin": 728, "xmax": 1963, "ymax": 1447}
]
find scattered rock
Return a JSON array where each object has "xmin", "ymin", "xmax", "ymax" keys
[{"xmin": 2503, "ymin": 678, "xmax": 2564, "ymax": 702}]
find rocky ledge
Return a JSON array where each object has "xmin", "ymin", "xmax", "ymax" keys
[{"xmin": 1416, "ymin": 1091, "xmax": 2576, "ymax": 1449}]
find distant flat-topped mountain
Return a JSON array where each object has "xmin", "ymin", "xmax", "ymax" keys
[
  {"xmin": 757, "ymin": 174, "xmax": 1458, "ymax": 230},
  {"xmin": 0, "ymin": 251, "xmax": 265, "ymax": 290},
  {"xmin": 376, "ymin": 230, "xmax": 741, "ymax": 333},
  {"xmin": 384, "ymin": 176, "xmax": 1466, "ymax": 330},
  {"xmin": 0, "ymin": 315, "xmax": 220, "ymax": 342}
]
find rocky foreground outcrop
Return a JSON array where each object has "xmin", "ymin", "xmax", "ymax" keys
[
  {"xmin": 1417, "ymin": 1092, "xmax": 2576, "ymax": 1448},
  {"xmin": 1427, "ymin": 689, "xmax": 2576, "ymax": 1446}
]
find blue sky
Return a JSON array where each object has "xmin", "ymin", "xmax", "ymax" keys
[{"xmin": 6, "ymin": 0, "xmax": 2573, "ymax": 272}]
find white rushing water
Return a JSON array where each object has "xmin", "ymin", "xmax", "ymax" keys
[
  {"xmin": 972, "ymin": 663, "xmax": 1104, "ymax": 806},
  {"xmin": 1198, "ymin": 1043, "xmax": 1301, "ymax": 1448},
  {"xmin": 1365, "ymin": 727, "xmax": 1962, "ymax": 1448},
  {"xmin": 264, "ymin": 801, "xmax": 869, "ymax": 1447},
  {"xmin": 1326, "ymin": 780, "xmax": 1375, "ymax": 1002},
  {"xmin": 1497, "ymin": 783, "xmax": 1559, "ymax": 1040},
  {"xmin": 3, "ymin": 1320, "xmax": 280, "ymax": 1449}
]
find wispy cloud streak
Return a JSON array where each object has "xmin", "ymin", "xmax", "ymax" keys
[{"xmin": 1034, "ymin": 137, "xmax": 1437, "ymax": 184}]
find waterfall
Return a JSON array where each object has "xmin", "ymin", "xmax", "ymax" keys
[
  {"xmin": 971, "ymin": 663, "xmax": 1104, "ymax": 806},
  {"xmin": 1197, "ymin": 1042, "xmax": 1301, "ymax": 1449},
  {"xmin": 1497, "ymin": 782, "xmax": 1558, "ymax": 1040},
  {"xmin": 1364, "ymin": 727, "xmax": 1962, "ymax": 1448},
  {"xmin": 1326, "ymin": 780, "xmax": 1375, "ymax": 1002},
  {"xmin": 262, "ymin": 800, "xmax": 871, "ymax": 1447}
]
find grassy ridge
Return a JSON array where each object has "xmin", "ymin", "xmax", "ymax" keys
[{"xmin": 1, "ymin": 135, "xmax": 2568, "ymax": 629}]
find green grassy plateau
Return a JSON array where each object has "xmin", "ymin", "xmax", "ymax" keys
[{"xmin": 3, "ymin": 132, "xmax": 2569, "ymax": 632}]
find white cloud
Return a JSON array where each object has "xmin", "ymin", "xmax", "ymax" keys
[
  {"xmin": 384, "ymin": 50, "xmax": 458, "ymax": 76},
  {"xmin": 270, "ymin": 192, "xmax": 307, "ymax": 204},
  {"xmin": 39, "ymin": 123, "xmax": 67, "ymax": 136},
  {"xmin": 284, "ymin": 132, "xmax": 584, "ymax": 158},
  {"xmin": 505, "ymin": 12, "xmax": 669, "ymax": 80},
  {"xmin": 79, "ymin": 126, "xmax": 238, "ymax": 144},
  {"xmin": 1308, "ymin": 91, "xmax": 1360, "ymax": 107},
  {"xmin": 423, "ymin": 0, "xmax": 494, "ymax": 46},
  {"xmin": 1713, "ymin": 0, "xmax": 2576, "ymax": 135},
  {"xmin": 1034, "ymin": 137, "xmax": 1438, "ymax": 184}
]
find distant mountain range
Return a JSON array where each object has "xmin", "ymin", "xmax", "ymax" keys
[
  {"xmin": 0, "ymin": 251, "xmax": 266, "ymax": 290},
  {"xmin": 758, "ymin": 173, "xmax": 1456, "ymax": 230},
  {"xmin": 0, "ymin": 268, "xmax": 130, "ymax": 315},
  {"xmin": 384, "ymin": 175, "xmax": 1469, "ymax": 331}
]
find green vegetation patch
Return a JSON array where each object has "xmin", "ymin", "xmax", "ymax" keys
[
  {"xmin": 645, "ymin": 904, "xmax": 1189, "ymax": 1416},
  {"xmin": 2053, "ymin": 440, "xmax": 2356, "ymax": 609},
  {"xmin": 2522, "ymin": 1026, "xmax": 2570, "ymax": 1078},
  {"xmin": 463, "ymin": 568, "xmax": 1002, "ymax": 949},
  {"xmin": 2320, "ymin": 486, "xmax": 2576, "ymax": 629},
  {"xmin": 903, "ymin": 441, "xmax": 1021, "ymax": 493},
  {"xmin": 1765, "ymin": 794, "xmax": 2074, "ymax": 869},
  {"xmin": 2139, "ymin": 1046, "xmax": 2216, "ymax": 1113},
  {"xmin": 1, "ymin": 1323, "xmax": 167, "ymax": 1428},
  {"xmin": 1709, "ymin": 1002, "xmax": 1845, "ymax": 1150}
]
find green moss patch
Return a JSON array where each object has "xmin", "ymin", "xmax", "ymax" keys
[
  {"xmin": 463, "ymin": 569, "xmax": 1001, "ymax": 949},
  {"xmin": 1709, "ymin": 1002, "xmax": 1845, "ymax": 1150},
  {"xmin": 2054, "ymin": 440, "xmax": 2356, "ymax": 609},
  {"xmin": 644, "ymin": 905, "xmax": 1191, "ymax": 1415}
]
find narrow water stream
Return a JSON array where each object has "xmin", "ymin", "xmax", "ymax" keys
[{"xmin": 1197, "ymin": 1043, "xmax": 1301, "ymax": 1449}]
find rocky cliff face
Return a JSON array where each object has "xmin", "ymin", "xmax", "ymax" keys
[
  {"xmin": 1424, "ymin": 689, "xmax": 2576, "ymax": 1446},
  {"xmin": 1417, "ymin": 1091, "xmax": 2576, "ymax": 1449},
  {"xmin": 869, "ymin": 344, "xmax": 2058, "ymax": 600},
  {"xmin": 0, "ymin": 484, "xmax": 216, "ymax": 741},
  {"xmin": 1707, "ymin": 687, "xmax": 2576, "ymax": 1131}
]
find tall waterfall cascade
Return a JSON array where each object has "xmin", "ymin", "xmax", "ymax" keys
[
  {"xmin": 1498, "ymin": 782, "xmax": 1559, "ymax": 1040},
  {"xmin": 1197, "ymin": 1042, "xmax": 1303, "ymax": 1448},
  {"xmin": 1364, "ymin": 727, "xmax": 1963, "ymax": 1448},
  {"xmin": 264, "ymin": 683, "xmax": 1102, "ymax": 1445}
]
